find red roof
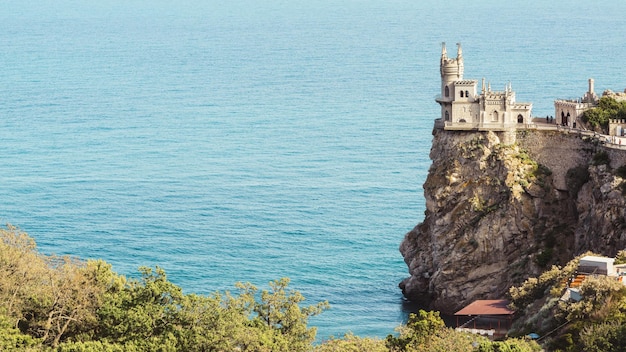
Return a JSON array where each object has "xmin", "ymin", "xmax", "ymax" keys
[{"xmin": 454, "ymin": 300, "xmax": 514, "ymax": 316}]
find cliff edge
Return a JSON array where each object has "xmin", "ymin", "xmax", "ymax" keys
[{"xmin": 399, "ymin": 128, "xmax": 626, "ymax": 314}]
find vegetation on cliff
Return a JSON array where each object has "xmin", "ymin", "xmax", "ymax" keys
[
  {"xmin": 400, "ymin": 130, "xmax": 580, "ymax": 313},
  {"xmin": 401, "ymin": 128, "xmax": 626, "ymax": 316},
  {"xmin": 508, "ymin": 252, "xmax": 626, "ymax": 352},
  {"xmin": 0, "ymin": 225, "xmax": 541, "ymax": 351},
  {"xmin": 581, "ymin": 96, "xmax": 626, "ymax": 132}
]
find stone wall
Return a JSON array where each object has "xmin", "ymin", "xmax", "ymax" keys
[
  {"xmin": 517, "ymin": 130, "xmax": 626, "ymax": 190},
  {"xmin": 516, "ymin": 130, "xmax": 591, "ymax": 190}
]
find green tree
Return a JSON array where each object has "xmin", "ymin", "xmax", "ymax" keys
[
  {"xmin": 582, "ymin": 96, "xmax": 626, "ymax": 132},
  {"xmin": 578, "ymin": 322, "xmax": 626, "ymax": 352},
  {"xmin": 1, "ymin": 225, "xmax": 121, "ymax": 347},
  {"xmin": 0, "ymin": 225, "xmax": 49, "ymax": 326},
  {"xmin": 386, "ymin": 310, "xmax": 480, "ymax": 351},
  {"xmin": 314, "ymin": 332, "xmax": 387, "ymax": 352},
  {"xmin": 26, "ymin": 258, "xmax": 121, "ymax": 347},
  {"xmin": 253, "ymin": 278, "xmax": 329, "ymax": 351},
  {"xmin": 477, "ymin": 338, "xmax": 542, "ymax": 352},
  {"xmin": 559, "ymin": 275, "xmax": 626, "ymax": 323},
  {"xmin": 96, "ymin": 266, "xmax": 183, "ymax": 350},
  {"xmin": 0, "ymin": 309, "xmax": 41, "ymax": 351},
  {"xmin": 615, "ymin": 250, "xmax": 626, "ymax": 265}
]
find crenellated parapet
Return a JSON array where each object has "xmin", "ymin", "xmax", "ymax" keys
[{"xmin": 608, "ymin": 119, "xmax": 626, "ymax": 136}]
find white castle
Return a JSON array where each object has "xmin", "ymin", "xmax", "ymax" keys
[
  {"xmin": 554, "ymin": 79, "xmax": 599, "ymax": 128},
  {"xmin": 435, "ymin": 42, "xmax": 532, "ymax": 131}
]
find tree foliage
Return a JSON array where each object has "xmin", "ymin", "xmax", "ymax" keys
[
  {"xmin": 509, "ymin": 252, "xmax": 626, "ymax": 351},
  {"xmin": 385, "ymin": 310, "xmax": 540, "ymax": 352},
  {"xmin": 0, "ymin": 225, "xmax": 330, "ymax": 351},
  {"xmin": 0, "ymin": 309, "xmax": 40, "ymax": 351},
  {"xmin": 314, "ymin": 332, "xmax": 388, "ymax": 352},
  {"xmin": 581, "ymin": 96, "xmax": 626, "ymax": 131},
  {"xmin": 0, "ymin": 224, "xmax": 557, "ymax": 351}
]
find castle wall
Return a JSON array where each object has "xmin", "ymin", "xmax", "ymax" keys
[
  {"xmin": 554, "ymin": 100, "xmax": 594, "ymax": 127},
  {"xmin": 609, "ymin": 119, "xmax": 626, "ymax": 136},
  {"xmin": 451, "ymin": 101, "xmax": 479, "ymax": 124}
]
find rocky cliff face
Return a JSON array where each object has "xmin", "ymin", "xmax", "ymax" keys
[{"xmin": 399, "ymin": 128, "xmax": 626, "ymax": 314}]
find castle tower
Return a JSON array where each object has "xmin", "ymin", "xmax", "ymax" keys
[
  {"xmin": 439, "ymin": 42, "xmax": 464, "ymax": 103},
  {"xmin": 581, "ymin": 78, "xmax": 599, "ymax": 104},
  {"xmin": 437, "ymin": 43, "xmax": 464, "ymax": 122}
]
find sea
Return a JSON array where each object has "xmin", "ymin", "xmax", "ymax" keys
[{"xmin": 1, "ymin": 0, "xmax": 625, "ymax": 340}]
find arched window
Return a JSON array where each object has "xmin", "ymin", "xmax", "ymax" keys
[
  {"xmin": 460, "ymin": 91, "xmax": 464, "ymax": 97},
  {"xmin": 491, "ymin": 111, "xmax": 499, "ymax": 122},
  {"xmin": 517, "ymin": 114, "xmax": 524, "ymax": 124},
  {"xmin": 445, "ymin": 110, "xmax": 449, "ymax": 121},
  {"xmin": 445, "ymin": 86, "xmax": 449, "ymax": 97},
  {"xmin": 465, "ymin": 90, "xmax": 469, "ymax": 98}
]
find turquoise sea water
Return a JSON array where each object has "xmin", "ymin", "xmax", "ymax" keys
[{"xmin": 1, "ymin": 0, "xmax": 625, "ymax": 339}]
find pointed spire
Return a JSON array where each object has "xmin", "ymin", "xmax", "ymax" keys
[
  {"xmin": 441, "ymin": 42, "xmax": 447, "ymax": 59},
  {"xmin": 488, "ymin": 81, "xmax": 491, "ymax": 92},
  {"xmin": 456, "ymin": 42, "xmax": 463, "ymax": 59},
  {"xmin": 482, "ymin": 78, "xmax": 486, "ymax": 93}
]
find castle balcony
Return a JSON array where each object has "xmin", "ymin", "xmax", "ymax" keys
[{"xmin": 435, "ymin": 95, "xmax": 452, "ymax": 104}]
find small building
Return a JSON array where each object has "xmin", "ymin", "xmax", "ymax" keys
[
  {"xmin": 578, "ymin": 255, "xmax": 615, "ymax": 275},
  {"xmin": 454, "ymin": 300, "xmax": 514, "ymax": 339}
]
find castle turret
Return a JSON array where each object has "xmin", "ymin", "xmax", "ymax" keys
[
  {"xmin": 439, "ymin": 42, "xmax": 464, "ymax": 103},
  {"xmin": 581, "ymin": 78, "xmax": 599, "ymax": 104}
]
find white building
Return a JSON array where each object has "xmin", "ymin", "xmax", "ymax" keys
[
  {"xmin": 578, "ymin": 255, "xmax": 616, "ymax": 276},
  {"xmin": 554, "ymin": 79, "xmax": 599, "ymax": 128},
  {"xmin": 435, "ymin": 43, "xmax": 532, "ymax": 131}
]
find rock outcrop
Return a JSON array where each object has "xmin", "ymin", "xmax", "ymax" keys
[{"xmin": 399, "ymin": 128, "xmax": 626, "ymax": 314}]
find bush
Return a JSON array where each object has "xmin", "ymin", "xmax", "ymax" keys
[
  {"xmin": 536, "ymin": 248, "xmax": 554, "ymax": 268},
  {"xmin": 581, "ymin": 96, "xmax": 626, "ymax": 132},
  {"xmin": 616, "ymin": 165, "xmax": 626, "ymax": 178},
  {"xmin": 559, "ymin": 275, "xmax": 626, "ymax": 323},
  {"xmin": 535, "ymin": 163, "xmax": 552, "ymax": 177},
  {"xmin": 315, "ymin": 333, "xmax": 387, "ymax": 352},
  {"xmin": 579, "ymin": 322, "xmax": 626, "ymax": 352},
  {"xmin": 615, "ymin": 250, "xmax": 626, "ymax": 265},
  {"xmin": 509, "ymin": 261, "xmax": 579, "ymax": 311},
  {"xmin": 593, "ymin": 151, "xmax": 610, "ymax": 166},
  {"xmin": 477, "ymin": 338, "xmax": 542, "ymax": 352}
]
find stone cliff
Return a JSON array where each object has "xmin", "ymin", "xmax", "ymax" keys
[{"xmin": 399, "ymin": 127, "xmax": 626, "ymax": 314}]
